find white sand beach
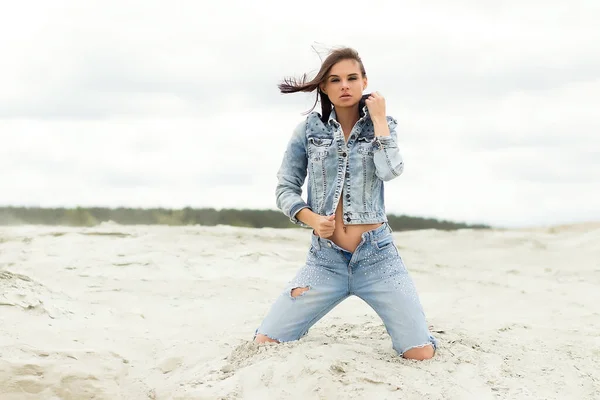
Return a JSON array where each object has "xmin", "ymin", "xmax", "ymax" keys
[{"xmin": 1, "ymin": 222, "xmax": 599, "ymax": 399}]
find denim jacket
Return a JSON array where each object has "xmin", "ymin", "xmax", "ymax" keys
[{"xmin": 275, "ymin": 103, "xmax": 404, "ymax": 227}]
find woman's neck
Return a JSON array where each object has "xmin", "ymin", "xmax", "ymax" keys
[{"xmin": 334, "ymin": 105, "xmax": 359, "ymax": 136}]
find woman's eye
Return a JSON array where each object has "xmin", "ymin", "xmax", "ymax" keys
[
  {"xmin": 331, "ymin": 79, "xmax": 339, "ymax": 82},
  {"xmin": 349, "ymin": 77, "xmax": 357, "ymax": 80}
]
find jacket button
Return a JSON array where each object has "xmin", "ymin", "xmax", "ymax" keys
[
  {"xmin": 346, "ymin": 217, "xmax": 351, "ymax": 222},
  {"xmin": 345, "ymin": 194, "xmax": 350, "ymax": 199},
  {"xmin": 342, "ymin": 152, "xmax": 347, "ymax": 157},
  {"xmin": 345, "ymin": 172, "xmax": 350, "ymax": 178}
]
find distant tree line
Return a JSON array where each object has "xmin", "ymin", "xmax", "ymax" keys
[{"xmin": 0, "ymin": 206, "xmax": 490, "ymax": 231}]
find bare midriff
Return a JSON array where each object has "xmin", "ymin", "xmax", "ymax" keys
[{"xmin": 329, "ymin": 196, "xmax": 382, "ymax": 253}]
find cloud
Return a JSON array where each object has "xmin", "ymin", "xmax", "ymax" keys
[{"xmin": 3, "ymin": 0, "xmax": 596, "ymax": 119}]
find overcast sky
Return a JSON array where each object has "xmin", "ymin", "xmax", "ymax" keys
[{"xmin": 1, "ymin": 0, "xmax": 598, "ymax": 228}]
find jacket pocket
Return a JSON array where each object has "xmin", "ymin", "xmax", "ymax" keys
[
  {"xmin": 357, "ymin": 137, "xmax": 374, "ymax": 155},
  {"xmin": 308, "ymin": 137, "xmax": 333, "ymax": 161},
  {"xmin": 308, "ymin": 137, "xmax": 333, "ymax": 147}
]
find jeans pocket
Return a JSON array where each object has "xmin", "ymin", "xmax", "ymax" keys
[
  {"xmin": 375, "ymin": 235, "xmax": 393, "ymax": 249},
  {"xmin": 375, "ymin": 235, "xmax": 399, "ymax": 256}
]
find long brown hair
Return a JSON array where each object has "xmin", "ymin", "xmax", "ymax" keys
[{"xmin": 278, "ymin": 47, "xmax": 367, "ymax": 123}]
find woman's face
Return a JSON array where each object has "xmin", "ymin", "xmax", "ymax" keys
[{"xmin": 321, "ymin": 59, "xmax": 367, "ymax": 109}]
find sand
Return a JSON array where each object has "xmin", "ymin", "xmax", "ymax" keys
[{"xmin": 0, "ymin": 222, "xmax": 599, "ymax": 399}]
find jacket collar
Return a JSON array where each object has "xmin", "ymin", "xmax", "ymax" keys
[{"xmin": 327, "ymin": 96, "xmax": 370, "ymax": 125}]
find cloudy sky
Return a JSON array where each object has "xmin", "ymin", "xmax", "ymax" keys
[{"xmin": 1, "ymin": 0, "xmax": 598, "ymax": 228}]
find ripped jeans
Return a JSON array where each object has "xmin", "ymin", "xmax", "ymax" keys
[{"xmin": 255, "ymin": 223, "xmax": 437, "ymax": 355}]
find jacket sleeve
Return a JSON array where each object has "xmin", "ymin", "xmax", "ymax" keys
[
  {"xmin": 373, "ymin": 116, "xmax": 404, "ymax": 181},
  {"xmin": 275, "ymin": 120, "xmax": 311, "ymax": 226}
]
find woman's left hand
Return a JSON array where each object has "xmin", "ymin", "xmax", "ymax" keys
[{"xmin": 365, "ymin": 92, "xmax": 386, "ymax": 119}]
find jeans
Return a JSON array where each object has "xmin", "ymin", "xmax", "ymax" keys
[{"xmin": 256, "ymin": 223, "xmax": 437, "ymax": 355}]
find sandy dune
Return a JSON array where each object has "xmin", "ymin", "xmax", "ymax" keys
[{"xmin": 1, "ymin": 222, "xmax": 599, "ymax": 399}]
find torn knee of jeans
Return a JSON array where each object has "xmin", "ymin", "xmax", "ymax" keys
[{"xmin": 290, "ymin": 286, "xmax": 310, "ymax": 298}]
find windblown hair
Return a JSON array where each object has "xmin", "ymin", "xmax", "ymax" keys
[{"xmin": 278, "ymin": 47, "xmax": 367, "ymax": 122}]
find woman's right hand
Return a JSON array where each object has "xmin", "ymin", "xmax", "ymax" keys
[{"xmin": 312, "ymin": 214, "xmax": 336, "ymax": 238}]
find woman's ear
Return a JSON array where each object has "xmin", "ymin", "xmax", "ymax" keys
[{"xmin": 363, "ymin": 77, "xmax": 368, "ymax": 91}]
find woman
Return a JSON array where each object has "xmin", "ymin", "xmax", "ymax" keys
[{"xmin": 254, "ymin": 47, "xmax": 437, "ymax": 360}]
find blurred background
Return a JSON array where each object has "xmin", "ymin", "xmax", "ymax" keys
[{"xmin": 1, "ymin": 0, "xmax": 598, "ymax": 229}]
